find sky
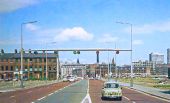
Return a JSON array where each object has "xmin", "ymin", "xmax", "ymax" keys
[{"xmin": 0, "ymin": 0, "xmax": 170, "ymax": 65}]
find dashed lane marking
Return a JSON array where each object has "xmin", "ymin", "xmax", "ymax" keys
[
  {"xmin": 38, "ymin": 96, "xmax": 46, "ymax": 101},
  {"xmin": 34, "ymin": 80, "xmax": 82, "ymax": 102},
  {"xmin": 124, "ymin": 87, "xmax": 170, "ymax": 102},
  {"xmin": 123, "ymin": 96, "xmax": 130, "ymax": 101},
  {"xmin": 48, "ymin": 93, "xmax": 53, "ymax": 96}
]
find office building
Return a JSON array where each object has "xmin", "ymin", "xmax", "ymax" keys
[
  {"xmin": 149, "ymin": 52, "xmax": 164, "ymax": 64},
  {"xmin": 167, "ymin": 49, "xmax": 170, "ymax": 64}
]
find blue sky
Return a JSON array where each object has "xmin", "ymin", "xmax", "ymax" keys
[{"xmin": 0, "ymin": 0, "xmax": 170, "ymax": 65}]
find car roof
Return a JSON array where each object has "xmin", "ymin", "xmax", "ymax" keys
[{"xmin": 104, "ymin": 81, "xmax": 119, "ymax": 84}]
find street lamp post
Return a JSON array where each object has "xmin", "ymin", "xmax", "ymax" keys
[
  {"xmin": 20, "ymin": 21, "xmax": 37, "ymax": 88},
  {"xmin": 46, "ymin": 50, "xmax": 48, "ymax": 82},
  {"xmin": 116, "ymin": 21, "xmax": 133, "ymax": 87}
]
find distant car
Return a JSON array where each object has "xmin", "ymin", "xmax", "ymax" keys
[
  {"xmin": 68, "ymin": 77, "xmax": 75, "ymax": 82},
  {"xmin": 13, "ymin": 78, "xmax": 18, "ymax": 81},
  {"xmin": 63, "ymin": 77, "xmax": 68, "ymax": 82},
  {"xmin": 0, "ymin": 78, "xmax": 3, "ymax": 81},
  {"xmin": 101, "ymin": 81, "xmax": 122, "ymax": 100}
]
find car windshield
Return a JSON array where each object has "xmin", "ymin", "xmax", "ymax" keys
[{"xmin": 104, "ymin": 83, "xmax": 119, "ymax": 88}]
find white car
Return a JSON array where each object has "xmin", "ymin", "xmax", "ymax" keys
[
  {"xmin": 62, "ymin": 77, "xmax": 68, "ymax": 82},
  {"xmin": 101, "ymin": 81, "xmax": 122, "ymax": 100},
  {"xmin": 68, "ymin": 77, "xmax": 75, "ymax": 82}
]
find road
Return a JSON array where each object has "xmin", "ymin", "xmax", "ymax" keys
[
  {"xmin": 34, "ymin": 79, "xmax": 88, "ymax": 103},
  {"xmin": 0, "ymin": 81, "xmax": 72, "ymax": 103},
  {"xmin": 89, "ymin": 80, "xmax": 170, "ymax": 103}
]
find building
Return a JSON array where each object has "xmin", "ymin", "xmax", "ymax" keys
[
  {"xmin": 149, "ymin": 52, "xmax": 164, "ymax": 64},
  {"xmin": 155, "ymin": 64, "xmax": 169, "ymax": 75},
  {"xmin": 167, "ymin": 49, "xmax": 170, "ymax": 64},
  {"xmin": 0, "ymin": 49, "xmax": 59, "ymax": 80},
  {"xmin": 133, "ymin": 60, "xmax": 153, "ymax": 75}
]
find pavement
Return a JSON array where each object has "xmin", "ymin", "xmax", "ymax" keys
[
  {"xmin": 0, "ymin": 80, "xmax": 61, "ymax": 93},
  {"xmin": 119, "ymin": 82, "xmax": 170, "ymax": 101}
]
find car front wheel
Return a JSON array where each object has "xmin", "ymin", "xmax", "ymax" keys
[{"xmin": 117, "ymin": 97, "xmax": 122, "ymax": 101}]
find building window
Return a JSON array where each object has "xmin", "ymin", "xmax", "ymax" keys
[
  {"xmin": 49, "ymin": 59, "xmax": 51, "ymax": 62},
  {"xmin": 15, "ymin": 59, "xmax": 18, "ymax": 62},
  {"xmin": 34, "ymin": 59, "xmax": 37, "ymax": 63},
  {"xmin": 6, "ymin": 66, "xmax": 8, "ymax": 71},
  {"xmin": 39, "ymin": 59, "xmax": 42, "ymax": 63},
  {"xmin": 53, "ymin": 59, "xmax": 56, "ymax": 63},
  {"xmin": 10, "ymin": 59, "xmax": 13, "ymax": 62},
  {"xmin": 30, "ymin": 58, "xmax": 32, "ymax": 62},
  {"xmin": 11, "ymin": 66, "xmax": 13, "ymax": 71},
  {"xmin": 24, "ymin": 59, "xmax": 28, "ymax": 63},
  {"xmin": 44, "ymin": 66, "xmax": 46, "ymax": 71},
  {"xmin": 1, "ymin": 66, "xmax": 4, "ymax": 71},
  {"xmin": 49, "ymin": 66, "xmax": 51, "ymax": 70}
]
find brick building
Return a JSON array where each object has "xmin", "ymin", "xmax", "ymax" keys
[{"xmin": 0, "ymin": 49, "xmax": 59, "ymax": 80}]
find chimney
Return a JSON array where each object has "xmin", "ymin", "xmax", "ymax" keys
[
  {"xmin": 1, "ymin": 49, "xmax": 4, "ymax": 54},
  {"xmin": 15, "ymin": 49, "xmax": 17, "ymax": 53}
]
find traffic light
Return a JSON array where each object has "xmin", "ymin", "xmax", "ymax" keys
[
  {"xmin": 73, "ymin": 51, "xmax": 77, "ymax": 54},
  {"xmin": 54, "ymin": 50, "xmax": 58, "ymax": 54},
  {"xmin": 116, "ymin": 50, "xmax": 119, "ymax": 54},
  {"xmin": 73, "ymin": 51, "xmax": 80, "ymax": 54},
  {"xmin": 77, "ymin": 51, "xmax": 80, "ymax": 54}
]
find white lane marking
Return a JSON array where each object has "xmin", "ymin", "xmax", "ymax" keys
[
  {"xmin": 27, "ymin": 91, "xmax": 32, "ymax": 93},
  {"xmin": 124, "ymin": 87, "xmax": 170, "ymax": 102},
  {"xmin": 10, "ymin": 95, "xmax": 15, "ymax": 98},
  {"xmin": 132, "ymin": 101, "xmax": 136, "ymax": 103},
  {"xmin": 123, "ymin": 96, "xmax": 130, "ymax": 101},
  {"xmin": 81, "ymin": 79, "xmax": 92, "ymax": 103},
  {"xmin": 34, "ymin": 80, "xmax": 81, "ymax": 102},
  {"xmin": 38, "ymin": 96, "xmax": 46, "ymax": 101},
  {"xmin": 48, "ymin": 93, "xmax": 53, "ymax": 96}
]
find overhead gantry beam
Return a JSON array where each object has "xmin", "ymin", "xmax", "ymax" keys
[{"xmin": 25, "ymin": 48, "xmax": 132, "ymax": 52}]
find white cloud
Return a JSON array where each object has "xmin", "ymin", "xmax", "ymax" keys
[
  {"xmin": 54, "ymin": 27, "xmax": 94, "ymax": 42},
  {"xmin": 133, "ymin": 40, "xmax": 143, "ymax": 45},
  {"xmin": 124, "ymin": 21, "xmax": 170, "ymax": 34},
  {"xmin": 25, "ymin": 25, "xmax": 94, "ymax": 43},
  {"xmin": 97, "ymin": 34, "xmax": 119, "ymax": 43},
  {"xmin": 0, "ymin": 0, "xmax": 39, "ymax": 13},
  {"xmin": 25, "ymin": 24, "xmax": 39, "ymax": 31}
]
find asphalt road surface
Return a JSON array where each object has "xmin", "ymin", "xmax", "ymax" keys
[
  {"xmin": 34, "ymin": 79, "xmax": 88, "ymax": 103},
  {"xmin": 89, "ymin": 80, "xmax": 170, "ymax": 103},
  {"xmin": 0, "ymin": 81, "xmax": 71, "ymax": 103}
]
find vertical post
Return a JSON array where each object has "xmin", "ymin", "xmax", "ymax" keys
[
  {"xmin": 130, "ymin": 24, "xmax": 133, "ymax": 87},
  {"xmin": 56, "ymin": 53, "xmax": 59, "ymax": 80},
  {"xmin": 20, "ymin": 23, "xmax": 24, "ymax": 88},
  {"xmin": 56, "ymin": 55, "xmax": 58, "ymax": 80},
  {"xmin": 46, "ymin": 50, "xmax": 48, "ymax": 82},
  {"xmin": 107, "ymin": 50, "xmax": 110, "ymax": 79},
  {"xmin": 115, "ymin": 43, "xmax": 117, "ymax": 82},
  {"xmin": 100, "ymin": 64, "xmax": 101, "ymax": 79}
]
